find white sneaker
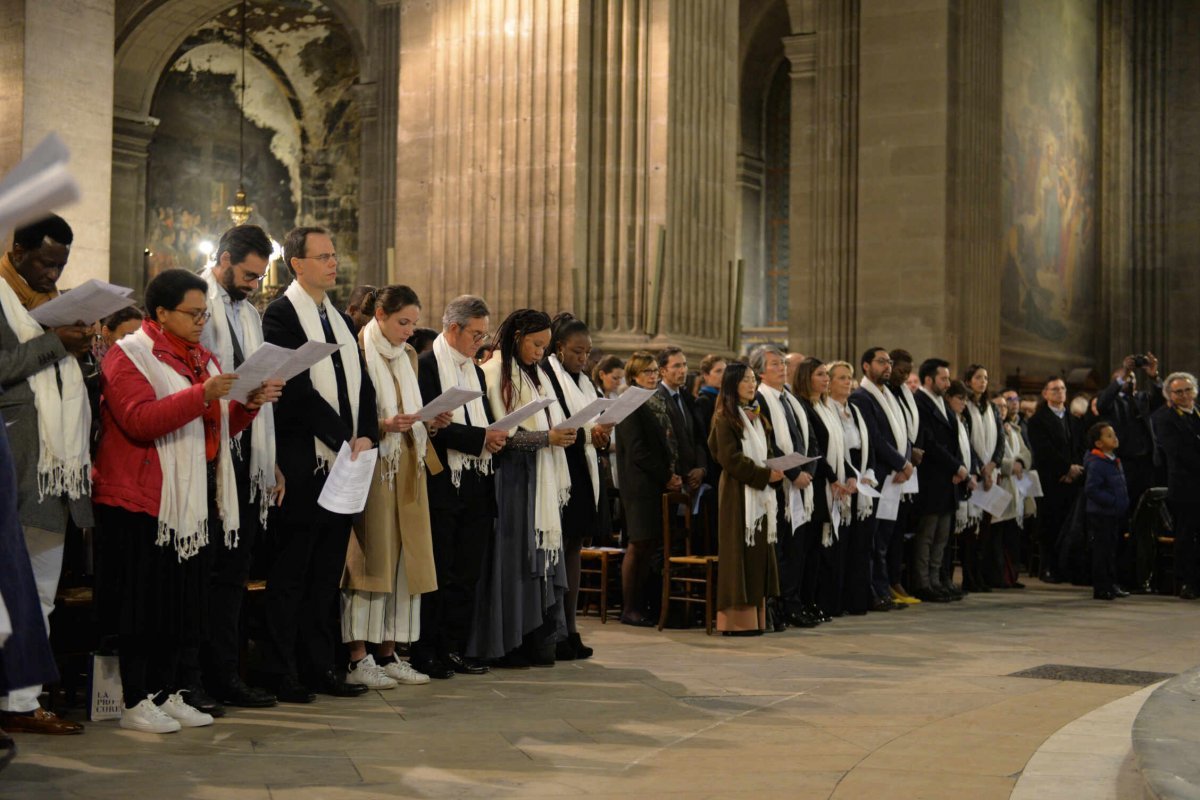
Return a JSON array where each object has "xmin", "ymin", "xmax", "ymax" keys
[
  {"xmin": 120, "ymin": 697, "xmax": 182, "ymax": 734},
  {"xmin": 346, "ymin": 655, "xmax": 398, "ymax": 689},
  {"xmin": 383, "ymin": 659, "xmax": 431, "ymax": 685},
  {"xmin": 162, "ymin": 692, "xmax": 214, "ymax": 727}
]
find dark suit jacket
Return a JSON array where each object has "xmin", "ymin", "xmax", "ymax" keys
[
  {"xmin": 914, "ymin": 391, "xmax": 965, "ymax": 515},
  {"xmin": 417, "ymin": 349, "xmax": 494, "ymax": 511},
  {"xmin": 1096, "ymin": 379, "xmax": 1164, "ymax": 460},
  {"xmin": 616, "ymin": 399, "xmax": 675, "ymax": 499},
  {"xmin": 262, "ymin": 295, "xmax": 379, "ymax": 498},
  {"xmin": 1028, "ymin": 405, "xmax": 1083, "ymax": 486},
  {"xmin": 755, "ymin": 389, "xmax": 817, "ymax": 483},
  {"xmin": 1151, "ymin": 405, "xmax": 1200, "ymax": 502},
  {"xmin": 850, "ymin": 386, "xmax": 910, "ymax": 476},
  {"xmin": 656, "ymin": 384, "xmax": 707, "ymax": 475}
]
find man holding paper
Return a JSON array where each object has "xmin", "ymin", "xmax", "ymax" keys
[
  {"xmin": 194, "ymin": 224, "xmax": 282, "ymax": 711},
  {"xmin": 0, "ymin": 215, "xmax": 92, "ymax": 734},
  {"xmin": 259, "ymin": 226, "xmax": 379, "ymax": 702}
]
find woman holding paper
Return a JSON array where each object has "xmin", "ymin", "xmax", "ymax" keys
[
  {"xmin": 986, "ymin": 397, "xmax": 1032, "ymax": 589},
  {"xmin": 93, "ymin": 269, "xmax": 282, "ymax": 734},
  {"xmin": 542, "ymin": 313, "xmax": 611, "ymax": 660},
  {"xmin": 710, "ymin": 362, "xmax": 783, "ymax": 635},
  {"xmin": 340, "ymin": 285, "xmax": 452, "ymax": 690},
  {"xmin": 961, "ymin": 365, "xmax": 1006, "ymax": 593},
  {"xmin": 822, "ymin": 362, "xmax": 872, "ymax": 617},
  {"xmin": 470, "ymin": 309, "xmax": 576, "ymax": 667},
  {"xmin": 943, "ymin": 380, "xmax": 981, "ymax": 591}
]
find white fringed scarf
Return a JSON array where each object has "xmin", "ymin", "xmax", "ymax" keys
[
  {"xmin": 738, "ymin": 407, "xmax": 778, "ymax": 547},
  {"xmin": 833, "ymin": 399, "xmax": 875, "ymax": 521},
  {"xmin": 284, "ymin": 281, "xmax": 360, "ymax": 471},
  {"xmin": 0, "ymin": 274, "xmax": 91, "ymax": 502},
  {"xmin": 860, "ymin": 377, "xmax": 908, "ymax": 459},
  {"xmin": 547, "ymin": 354, "xmax": 601, "ymax": 510},
  {"xmin": 757, "ymin": 384, "xmax": 814, "ymax": 526},
  {"xmin": 362, "ymin": 318, "xmax": 427, "ymax": 484},
  {"xmin": 201, "ymin": 268, "xmax": 276, "ymax": 524},
  {"xmin": 812, "ymin": 398, "xmax": 851, "ymax": 543},
  {"xmin": 897, "ymin": 383, "xmax": 921, "ymax": 444},
  {"xmin": 967, "ymin": 400, "xmax": 999, "ymax": 469},
  {"xmin": 482, "ymin": 357, "xmax": 571, "ymax": 570},
  {"xmin": 955, "ymin": 410, "xmax": 977, "ymax": 532},
  {"xmin": 432, "ymin": 332, "xmax": 492, "ymax": 486},
  {"xmin": 117, "ymin": 327, "xmax": 239, "ymax": 558}
]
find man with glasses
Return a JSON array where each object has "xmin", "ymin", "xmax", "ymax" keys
[
  {"xmin": 1153, "ymin": 373, "xmax": 1200, "ymax": 599},
  {"xmin": 1028, "ymin": 377, "xmax": 1084, "ymax": 584},
  {"xmin": 193, "ymin": 224, "xmax": 282, "ymax": 711},
  {"xmin": 411, "ymin": 295, "xmax": 506, "ymax": 678}
]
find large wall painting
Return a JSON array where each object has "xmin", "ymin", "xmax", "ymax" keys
[{"xmin": 1001, "ymin": 0, "xmax": 1098, "ymax": 370}]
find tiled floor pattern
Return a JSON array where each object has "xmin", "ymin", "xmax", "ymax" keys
[{"xmin": 3, "ymin": 580, "xmax": 1197, "ymax": 799}]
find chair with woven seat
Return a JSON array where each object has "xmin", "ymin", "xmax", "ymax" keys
[
  {"xmin": 579, "ymin": 546, "xmax": 624, "ymax": 622},
  {"xmin": 657, "ymin": 491, "xmax": 718, "ymax": 634}
]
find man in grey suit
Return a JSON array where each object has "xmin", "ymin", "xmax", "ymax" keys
[{"xmin": 0, "ymin": 215, "xmax": 92, "ymax": 734}]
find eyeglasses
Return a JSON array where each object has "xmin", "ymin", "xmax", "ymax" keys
[
  {"xmin": 468, "ymin": 330, "xmax": 491, "ymax": 345},
  {"xmin": 171, "ymin": 308, "xmax": 211, "ymax": 324},
  {"xmin": 300, "ymin": 253, "xmax": 337, "ymax": 263},
  {"xmin": 239, "ymin": 267, "xmax": 267, "ymax": 283},
  {"xmin": 1170, "ymin": 387, "xmax": 1196, "ymax": 395},
  {"xmin": 872, "ymin": 357, "xmax": 893, "ymax": 365}
]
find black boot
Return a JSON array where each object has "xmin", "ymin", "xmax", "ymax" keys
[{"xmin": 569, "ymin": 632, "xmax": 593, "ymax": 659}]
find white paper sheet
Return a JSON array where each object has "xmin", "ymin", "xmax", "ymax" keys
[
  {"xmin": 487, "ymin": 397, "xmax": 557, "ymax": 431},
  {"xmin": 968, "ymin": 483, "xmax": 1014, "ymax": 519},
  {"xmin": 856, "ymin": 481, "xmax": 881, "ymax": 500},
  {"xmin": 225, "ymin": 341, "xmax": 341, "ymax": 403},
  {"xmin": 764, "ymin": 451, "xmax": 819, "ymax": 471},
  {"xmin": 594, "ymin": 386, "xmax": 656, "ymax": 425},
  {"xmin": 553, "ymin": 397, "xmax": 614, "ymax": 430},
  {"xmin": 415, "ymin": 386, "xmax": 484, "ymax": 421},
  {"xmin": 0, "ymin": 133, "xmax": 81, "ymax": 235},
  {"xmin": 876, "ymin": 475, "xmax": 905, "ymax": 521},
  {"xmin": 1013, "ymin": 470, "xmax": 1044, "ymax": 499},
  {"xmin": 30, "ymin": 278, "xmax": 136, "ymax": 327},
  {"xmin": 317, "ymin": 442, "xmax": 379, "ymax": 514}
]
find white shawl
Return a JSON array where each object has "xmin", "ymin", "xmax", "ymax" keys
[
  {"xmin": 482, "ymin": 357, "xmax": 571, "ymax": 569},
  {"xmin": 117, "ymin": 328, "xmax": 239, "ymax": 558},
  {"xmin": 432, "ymin": 332, "xmax": 492, "ymax": 486},
  {"xmin": 898, "ymin": 383, "xmax": 920, "ymax": 444},
  {"xmin": 362, "ymin": 318, "xmax": 427, "ymax": 484},
  {"xmin": 967, "ymin": 400, "xmax": 999, "ymax": 468},
  {"xmin": 0, "ymin": 276, "xmax": 90, "ymax": 501},
  {"xmin": 547, "ymin": 354, "xmax": 602, "ymax": 510},
  {"xmin": 284, "ymin": 280, "xmax": 361, "ymax": 470},
  {"xmin": 757, "ymin": 384, "xmax": 814, "ymax": 525},
  {"xmin": 860, "ymin": 377, "xmax": 908, "ymax": 458},
  {"xmin": 955, "ymin": 411, "xmax": 977, "ymax": 531},
  {"xmin": 835, "ymin": 399, "xmax": 875, "ymax": 521},
  {"xmin": 812, "ymin": 398, "xmax": 852, "ymax": 541},
  {"xmin": 738, "ymin": 408, "xmax": 778, "ymax": 547},
  {"xmin": 201, "ymin": 268, "xmax": 276, "ymax": 524}
]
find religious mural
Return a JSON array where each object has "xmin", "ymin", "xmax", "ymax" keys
[{"xmin": 1000, "ymin": 0, "xmax": 1098, "ymax": 364}]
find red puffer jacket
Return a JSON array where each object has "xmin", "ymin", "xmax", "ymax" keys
[{"xmin": 92, "ymin": 327, "xmax": 256, "ymax": 517}]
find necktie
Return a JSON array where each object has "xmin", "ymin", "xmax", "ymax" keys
[{"xmin": 780, "ymin": 394, "xmax": 803, "ymax": 450}]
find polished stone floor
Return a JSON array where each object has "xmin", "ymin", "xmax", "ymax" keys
[{"xmin": 4, "ymin": 580, "xmax": 1198, "ymax": 800}]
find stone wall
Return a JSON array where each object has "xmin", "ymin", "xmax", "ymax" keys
[{"xmin": 0, "ymin": 0, "xmax": 22, "ymax": 184}]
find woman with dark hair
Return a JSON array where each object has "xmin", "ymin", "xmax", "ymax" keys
[
  {"xmin": 942, "ymin": 379, "xmax": 980, "ymax": 591},
  {"xmin": 961, "ymin": 365, "xmax": 1005, "ymax": 592},
  {"xmin": 709, "ymin": 362, "xmax": 783, "ymax": 635},
  {"xmin": 340, "ymin": 286, "xmax": 452, "ymax": 688},
  {"xmin": 470, "ymin": 309, "xmax": 576, "ymax": 667},
  {"xmin": 592, "ymin": 354, "xmax": 625, "ymax": 399},
  {"xmin": 93, "ymin": 268, "xmax": 282, "ymax": 733},
  {"xmin": 542, "ymin": 313, "xmax": 612, "ymax": 659}
]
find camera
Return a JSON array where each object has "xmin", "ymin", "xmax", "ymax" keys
[{"xmin": 1132, "ymin": 354, "xmax": 1150, "ymax": 368}]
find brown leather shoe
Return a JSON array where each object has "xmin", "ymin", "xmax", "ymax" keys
[{"xmin": 0, "ymin": 707, "xmax": 84, "ymax": 735}]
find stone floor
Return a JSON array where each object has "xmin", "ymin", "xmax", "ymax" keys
[{"xmin": 4, "ymin": 579, "xmax": 1198, "ymax": 800}]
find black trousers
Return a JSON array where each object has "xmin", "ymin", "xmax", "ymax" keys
[
  {"xmin": 259, "ymin": 481, "xmax": 353, "ymax": 684},
  {"xmin": 412, "ymin": 498, "xmax": 493, "ymax": 660},
  {"xmin": 1169, "ymin": 500, "xmax": 1200, "ymax": 589},
  {"xmin": 1036, "ymin": 486, "xmax": 1078, "ymax": 577},
  {"xmin": 1088, "ymin": 513, "xmax": 1118, "ymax": 594},
  {"xmin": 844, "ymin": 514, "xmax": 875, "ymax": 613},
  {"xmin": 201, "ymin": 459, "xmax": 260, "ymax": 683},
  {"xmin": 887, "ymin": 500, "xmax": 915, "ymax": 588},
  {"xmin": 774, "ymin": 510, "xmax": 803, "ymax": 613},
  {"xmin": 870, "ymin": 516, "xmax": 894, "ymax": 600},
  {"xmin": 797, "ymin": 522, "xmax": 823, "ymax": 611}
]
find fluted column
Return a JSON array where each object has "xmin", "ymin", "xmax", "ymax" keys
[
  {"xmin": 783, "ymin": 31, "xmax": 816, "ymax": 352},
  {"xmin": 109, "ymin": 111, "xmax": 157, "ymax": 295}
]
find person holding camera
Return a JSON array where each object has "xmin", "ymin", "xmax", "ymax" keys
[{"xmin": 1095, "ymin": 353, "xmax": 1163, "ymax": 519}]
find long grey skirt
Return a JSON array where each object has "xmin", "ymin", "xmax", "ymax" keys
[{"xmin": 466, "ymin": 449, "xmax": 567, "ymax": 660}]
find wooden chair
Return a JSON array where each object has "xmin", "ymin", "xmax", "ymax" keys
[
  {"xmin": 657, "ymin": 491, "xmax": 718, "ymax": 635},
  {"xmin": 579, "ymin": 546, "xmax": 624, "ymax": 622}
]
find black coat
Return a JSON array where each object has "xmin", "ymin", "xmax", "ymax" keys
[
  {"xmin": 262, "ymin": 295, "xmax": 380, "ymax": 496},
  {"xmin": 695, "ymin": 387, "xmax": 720, "ymax": 487},
  {"xmin": 655, "ymin": 384, "xmax": 707, "ymax": 476},
  {"xmin": 849, "ymin": 386, "xmax": 910, "ymax": 476},
  {"xmin": 1096, "ymin": 379, "xmax": 1164, "ymax": 460},
  {"xmin": 542, "ymin": 361, "xmax": 607, "ymax": 537},
  {"xmin": 616, "ymin": 394, "xmax": 677, "ymax": 542},
  {"xmin": 913, "ymin": 391, "xmax": 965, "ymax": 515},
  {"xmin": 1151, "ymin": 405, "xmax": 1200, "ymax": 502},
  {"xmin": 1028, "ymin": 405, "xmax": 1083, "ymax": 485},
  {"xmin": 416, "ymin": 349, "xmax": 495, "ymax": 511}
]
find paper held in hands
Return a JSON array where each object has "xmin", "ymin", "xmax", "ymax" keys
[
  {"xmin": 226, "ymin": 341, "xmax": 341, "ymax": 404},
  {"xmin": 30, "ymin": 278, "xmax": 136, "ymax": 328},
  {"xmin": 968, "ymin": 483, "xmax": 1014, "ymax": 519},
  {"xmin": 317, "ymin": 442, "xmax": 378, "ymax": 515},
  {"xmin": 488, "ymin": 397, "xmax": 556, "ymax": 431},
  {"xmin": 415, "ymin": 386, "xmax": 483, "ymax": 421},
  {"xmin": 553, "ymin": 397, "xmax": 614, "ymax": 430},
  {"xmin": 0, "ymin": 133, "xmax": 80, "ymax": 236},
  {"xmin": 764, "ymin": 452, "xmax": 818, "ymax": 472},
  {"xmin": 1013, "ymin": 470, "xmax": 1044, "ymax": 499},
  {"xmin": 594, "ymin": 386, "xmax": 655, "ymax": 425}
]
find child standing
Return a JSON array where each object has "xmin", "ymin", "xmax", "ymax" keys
[{"xmin": 1084, "ymin": 422, "xmax": 1130, "ymax": 601}]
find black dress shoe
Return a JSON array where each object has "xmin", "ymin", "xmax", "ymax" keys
[
  {"xmin": 808, "ymin": 606, "xmax": 833, "ymax": 624},
  {"xmin": 1093, "ymin": 591, "xmax": 1115, "ymax": 601},
  {"xmin": 410, "ymin": 656, "xmax": 455, "ymax": 680},
  {"xmin": 444, "ymin": 652, "xmax": 489, "ymax": 675},
  {"xmin": 555, "ymin": 638, "xmax": 578, "ymax": 660},
  {"xmin": 721, "ymin": 629, "xmax": 763, "ymax": 637},
  {"xmin": 568, "ymin": 633, "xmax": 593, "ymax": 660},
  {"xmin": 869, "ymin": 598, "xmax": 893, "ymax": 612},
  {"xmin": 914, "ymin": 588, "xmax": 950, "ymax": 603},
  {"xmin": 277, "ymin": 676, "xmax": 316, "ymax": 704},
  {"xmin": 312, "ymin": 670, "xmax": 369, "ymax": 697},
  {"xmin": 213, "ymin": 676, "xmax": 277, "ymax": 708},
  {"xmin": 1113, "ymin": 585, "xmax": 1130, "ymax": 598},
  {"xmin": 491, "ymin": 652, "xmax": 531, "ymax": 669},
  {"xmin": 180, "ymin": 686, "xmax": 226, "ymax": 718},
  {"xmin": 1179, "ymin": 585, "xmax": 1196, "ymax": 600},
  {"xmin": 785, "ymin": 611, "xmax": 818, "ymax": 628},
  {"xmin": 527, "ymin": 645, "xmax": 556, "ymax": 668}
]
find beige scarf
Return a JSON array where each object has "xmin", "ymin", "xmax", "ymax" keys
[
  {"xmin": 362, "ymin": 318, "xmax": 427, "ymax": 484},
  {"xmin": 432, "ymin": 332, "xmax": 492, "ymax": 486}
]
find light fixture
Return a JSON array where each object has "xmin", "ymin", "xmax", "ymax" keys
[
  {"xmin": 227, "ymin": 0, "xmax": 253, "ymax": 225},
  {"xmin": 198, "ymin": 240, "xmax": 215, "ymax": 257}
]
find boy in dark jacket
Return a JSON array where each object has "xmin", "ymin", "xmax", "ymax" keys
[{"xmin": 1084, "ymin": 422, "xmax": 1130, "ymax": 600}]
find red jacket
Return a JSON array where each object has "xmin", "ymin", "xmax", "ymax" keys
[{"xmin": 92, "ymin": 328, "xmax": 257, "ymax": 517}]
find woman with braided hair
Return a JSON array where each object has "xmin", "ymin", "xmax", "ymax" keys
[{"xmin": 468, "ymin": 309, "xmax": 577, "ymax": 668}]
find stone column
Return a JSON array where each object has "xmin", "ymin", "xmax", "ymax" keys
[
  {"xmin": 0, "ymin": 0, "xmax": 23, "ymax": 180},
  {"xmin": 355, "ymin": 0, "xmax": 401, "ymax": 288},
  {"xmin": 109, "ymin": 111, "xmax": 157, "ymax": 295},
  {"xmin": 783, "ymin": 31, "xmax": 816, "ymax": 353}
]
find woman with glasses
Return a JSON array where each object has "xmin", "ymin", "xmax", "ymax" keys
[
  {"xmin": 614, "ymin": 350, "xmax": 678, "ymax": 626},
  {"xmin": 93, "ymin": 269, "xmax": 282, "ymax": 733}
]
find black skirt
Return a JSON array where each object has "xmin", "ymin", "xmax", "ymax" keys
[{"xmin": 94, "ymin": 504, "xmax": 212, "ymax": 640}]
